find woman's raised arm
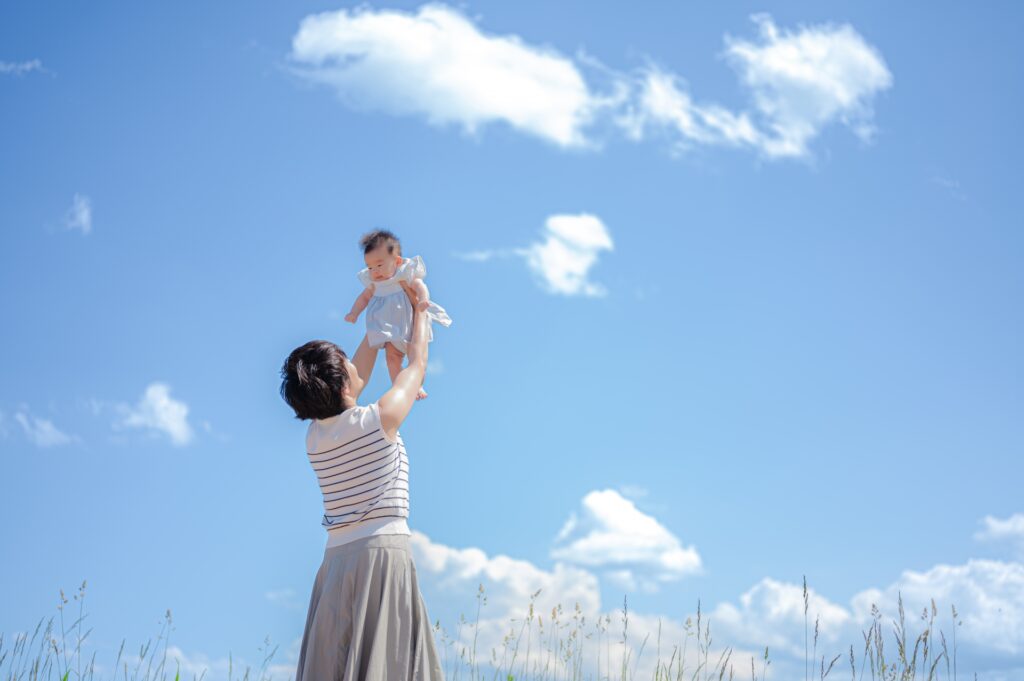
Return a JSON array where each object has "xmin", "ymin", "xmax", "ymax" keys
[{"xmin": 378, "ymin": 282, "xmax": 429, "ymax": 441}]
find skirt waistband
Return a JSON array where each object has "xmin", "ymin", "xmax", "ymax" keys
[{"xmin": 324, "ymin": 532, "xmax": 411, "ymax": 555}]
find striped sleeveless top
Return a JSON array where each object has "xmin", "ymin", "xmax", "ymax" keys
[{"xmin": 305, "ymin": 401, "xmax": 411, "ymax": 548}]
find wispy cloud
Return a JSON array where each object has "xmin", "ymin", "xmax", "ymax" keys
[
  {"xmin": 0, "ymin": 59, "xmax": 46, "ymax": 76},
  {"xmin": 289, "ymin": 5, "xmax": 893, "ymax": 161},
  {"xmin": 450, "ymin": 249, "xmax": 513, "ymax": 263},
  {"xmin": 930, "ymin": 175, "xmax": 967, "ymax": 201},
  {"xmin": 64, "ymin": 193, "xmax": 92, "ymax": 235},
  {"xmin": 621, "ymin": 13, "xmax": 894, "ymax": 159},
  {"xmin": 13, "ymin": 408, "xmax": 75, "ymax": 447},
  {"xmin": 265, "ymin": 587, "xmax": 305, "ymax": 611},
  {"xmin": 113, "ymin": 383, "xmax": 194, "ymax": 446},
  {"xmin": 455, "ymin": 213, "xmax": 614, "ymax": 297}
]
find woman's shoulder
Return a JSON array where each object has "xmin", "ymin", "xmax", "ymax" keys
[{"xmin": 306, "ymin": 404, "xmax": 381, "ymax": 450}]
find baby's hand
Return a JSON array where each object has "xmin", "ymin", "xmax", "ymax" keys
[{"xmin": 344, "ymin": 312, "xmax": 358, "ymax": 323}]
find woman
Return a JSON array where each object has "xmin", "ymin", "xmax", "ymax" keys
[{"xmin": 280, "ymin": 281, "xmax": 444, "ymax": 680}]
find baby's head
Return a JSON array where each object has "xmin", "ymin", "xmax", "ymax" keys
[{"xmin": 360, "ymin": 229, "xmax": 403, "ymax": 282}]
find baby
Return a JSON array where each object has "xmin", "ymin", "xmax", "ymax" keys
[{"xmin": 345, "ymin": 229, "xmax": 452, "ymax": 400}]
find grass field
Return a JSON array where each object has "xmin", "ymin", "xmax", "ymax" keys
[{"xmin": 1, "ymin": 578, "xmax": 966, "ymax": 681}]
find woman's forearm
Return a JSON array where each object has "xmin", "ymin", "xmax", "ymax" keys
[{"xmin": 405, "ymin": 302, "xmax": 429, "ymax": 370}]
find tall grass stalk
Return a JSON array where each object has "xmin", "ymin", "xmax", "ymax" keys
[{"xmin": 2, "ymin": 579, "xmax": 969, "ymax": 681}]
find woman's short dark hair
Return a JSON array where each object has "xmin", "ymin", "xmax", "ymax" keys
[
  {"xmin": 280, "ymin": 340, "xmax": 349, "ymax": 420},
  {"xmin": 360, "ymin": 229, "xmax": 402, "ymax": 256}
]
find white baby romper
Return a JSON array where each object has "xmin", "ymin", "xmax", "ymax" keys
[{"xmin": 358, "ymin": 255, "xmax": 452, "ymax": 354}]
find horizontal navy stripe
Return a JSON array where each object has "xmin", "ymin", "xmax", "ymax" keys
[
  {"xmin": 323, "ymin": 508, "xmax": 410, "ymax": 528},
  {"xmin": 319, "ymin": 466, "xmax": 403, "ymax": 503},
  {"xmin": 312, "ymin": 445, "xmax": 393, "ymax": 477},
  {"xmin": 325, "ymin": 497, "xmax": 409, "ymax": 518},
  {"xmin": 310, "ymin": 409, "xmax": 409, "ymax": 533},
  {"xmin": 319, "ymin": 452, "xmax": 399, "ymax": 485},
  {"xmin": 325, "ymin": 484, "xmax": 410, "ymax": 511},
  {"xmin": 314, "ymin": 443, "xmax": 401, "ymax": 478},
  {"xmin": 307, "ymin": 429, "xmax": 380, "ymax": 457},
  {"xmin": 325, "ymin": 499, "xmax": 410, "ymax": 521},
  {"xmin": 323, "ymin": 473, "xmax": 408, "ymax": 511},
  {"xmin": 323, "ymin": 470, "xmax": 407, "ymax": 494},
  {"xmin": 322, "ymin": 513, "xmax": 409, "ymax": 530},
  {"xmin": 323, "ymin": 474, "xmax": 408, "ymax": 501},
  {"xmin": 309, "ymin": 437, "xmax": 387, "ymax": 468},
  {"xmin": 311, "ymin": 440, "xmax": 395, "ymax": 477}
]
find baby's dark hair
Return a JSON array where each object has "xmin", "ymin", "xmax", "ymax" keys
[{"xmin": 360, "ymin": 229, "xmax": 402, "ymax": 256}]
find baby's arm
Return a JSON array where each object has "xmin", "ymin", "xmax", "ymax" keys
[
  {"xmin": 410, "ymin": 279, "xmax": 430, "ymax": 311},
  {"xmin": 345, "ymin": 286, "xmax": 374, "ymax": 323}
]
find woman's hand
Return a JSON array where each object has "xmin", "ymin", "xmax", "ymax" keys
[{"xmin": 399, "ymin": 280, "xmax": 420, "ymax": 310}]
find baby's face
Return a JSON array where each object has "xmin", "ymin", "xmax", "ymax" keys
[{"xmin": 364, "ymin": 246, "xmax": 402, "ymax": 282}]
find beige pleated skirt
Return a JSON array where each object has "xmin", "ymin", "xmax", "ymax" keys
[{"xmin": 295, "ymin": 533, "xmax": 445, "ymax": 681}]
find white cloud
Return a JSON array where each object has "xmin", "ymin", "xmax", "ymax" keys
[
  {"xmin": 103, "ymin": 642, "xmax": 301, "ymax": 681},
  {"xmin": 721, "ymin": 13, "xmax": 893, "ymax": 156},
  {"xmin": 412, "ymin": 529, "xmax": 602, "ymax": 617},
  {"xmin": 709, "ymin": 577, "xmax": 852, "ymax": 657},
  {"xmin": 289, "ymin": 4, "xmax": 603, "ymax": 148},
  {"xmin": 13, "ymin": 408, "xmax": 74, "ymax": 447},
  {"xmin": 455, "ymin": 213, "xmax": 614, "ymax": 297},
  {"xmin": 114, "ymin": 383, "xmax": 194, "ymax": 446},
  {"xmin": 410, "ymin": 497, "xmax": 1024, "ymax": 681},
  {"xmin": 625, "ymin": 14, "xmax": 893, "ymax": 160},
  {"xmin": 65, "ymin": 193, "xmax": 92, "ymax": 235},
  {"xmin": 265, "ymin": 587, "xmax": 304, "ymax": 611},
  {"xmin": 289, "ymin": 6, "xmax": 893, "ymax": 162},
  {"xmin": 414, "ymin": 525, "xmax": 766, "ymax": 680},
  {"xmin": 975, "ymin": 513, "xmax": 1024, "ymax": 551},
  {"xmin": 522, "ymin": 214, "xmax": 614, "ymax": 297},
  {"xmin": 0, "ymin": 59, "xmax": 44, "ymax": 76},
  {"xmin": 550, "ymin": 489, "xmax": 702, "ymax": 592},
  {"xmin": 850, "ymin": 559, "xmax": 1024, "ymax": 656}
]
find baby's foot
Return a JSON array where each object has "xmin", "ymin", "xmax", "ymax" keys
[{"xmin": 415, "ymin": 387, "xmax": 428, "ymax": 400}]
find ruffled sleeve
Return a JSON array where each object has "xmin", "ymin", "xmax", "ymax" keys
[
  {"xmin": 397, "ymin": 255, "xmax": 427, "ymax": 282},
  {"xmin": 357, "ymin": 268, "xmax": 374, "ymax": 289}
]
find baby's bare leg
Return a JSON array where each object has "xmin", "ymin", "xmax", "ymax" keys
[{"xmin": 384, "ymin": 342, "xmax": 404, "ymax": 384}]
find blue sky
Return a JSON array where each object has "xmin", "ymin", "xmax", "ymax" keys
[{"xmin": 2, "ymin": 1, "xmax": 1022, "ymax": 679}]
